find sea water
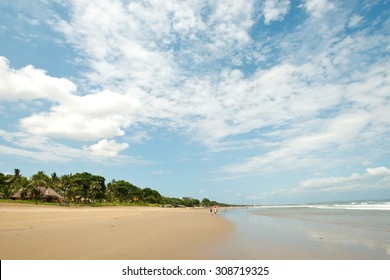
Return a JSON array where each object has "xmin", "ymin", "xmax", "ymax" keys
[{"xmin": 217, "ymin": 200, "xmax": 390, "ymax": 259}]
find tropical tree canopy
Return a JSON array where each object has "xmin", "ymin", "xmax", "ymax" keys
[{"xmin": 1, "ymin": 169, "xmax": 230, "ymax": 206}]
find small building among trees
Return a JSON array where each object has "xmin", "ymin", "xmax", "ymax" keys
[{"xmin": 11, "ymin": 187, "xmax": 66, "ymax": 203}]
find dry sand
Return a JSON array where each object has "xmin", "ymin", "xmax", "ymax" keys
[{"xmin": 0, "ymin": 203, "xmax": 233, "ymax": 260}]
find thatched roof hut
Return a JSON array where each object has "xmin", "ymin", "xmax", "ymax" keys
[
  {"xmin": 37, "ymin": 187, "xmax": 65, "ymax": 202},
  {"xmin": 11, "ymin": 187, "xmax": 65, "ymax": 203},
  {"xmin": 11, "ymin": 189, "xmax": 23, "ymax": 200}
]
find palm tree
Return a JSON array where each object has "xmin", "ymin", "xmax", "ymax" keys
[
  {"xmin": 14, "ymin": 168, "xmax": 21, "ymax": 179},
  {"xmin": 27, "ymin": 171, "xmax": 50, "ymax": 201},
  {"xmin": 0, "ymin": 173, "xmax": 12, "ymax": 198},
  {"xmin": 10, "ymin": 168, "xmax": 22, "ymax": 187},
  {"xmin": 2, "ymin": 169, "xmax": 28, "ymax": 199},
  {"xmin": 106, "ymin": 179, "xmax": 116, "ymax": 202},
  {"xmin": 58, "ymin": 174, "xmax": 72, "ymax": 198},
  {"xmin": 89, "ymin": 180, "xmax": 101, "ymax": 203},
  {"xmin": 50, "ymin": 172, "xmax": 61, "ymax": 192}
]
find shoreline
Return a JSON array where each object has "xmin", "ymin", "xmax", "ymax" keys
[
  {"xmin": 217, "ymin": 207, "xmax": 390, "ymax": 259},
  {"xmin": 0, "ymin": 203, "xmax": 233, "ymax": 260}
]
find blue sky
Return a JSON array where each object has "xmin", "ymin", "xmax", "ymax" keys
[{"xmin": 1, "ymin": 0, "xmax": 390, "ymax": 205}]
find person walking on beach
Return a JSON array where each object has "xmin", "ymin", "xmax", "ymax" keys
[{"xmin": 209, "ymin": 207, "xmax": 213, "ymax": 214}]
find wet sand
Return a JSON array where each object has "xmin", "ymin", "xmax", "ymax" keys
[
  {"xmin": 0, "ymin": 203, "xmax": 232, "ymax": 260},
  {"xmin": 216, "ymin": 207, "xmax": 390, "ymax": 259}
]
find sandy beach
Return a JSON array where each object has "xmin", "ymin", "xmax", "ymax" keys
[
  {"xmin": 0, "ymin": 203, "xmax": 232, "ymax": 260},
  {"xmin": 3, "ymin": 203, "xmax": 389, "ymax": 260}
]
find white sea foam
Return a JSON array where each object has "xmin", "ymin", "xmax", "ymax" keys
[
  {"xmin": 256, "ymin": 200, "xmax": 390, "ymax": 210},
  {"xmin": 309, "ymin": 203, "xmax": 390, "ymax": 210}
]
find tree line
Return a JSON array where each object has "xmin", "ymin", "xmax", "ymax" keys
[{"xmin": 0, "ymin": 169, "xmax": 229, "ymax": 207}]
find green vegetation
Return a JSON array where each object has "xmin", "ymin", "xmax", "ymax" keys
[{"xmin": 0, "ymin": 169, "xmax": 229, "ymax": 207}]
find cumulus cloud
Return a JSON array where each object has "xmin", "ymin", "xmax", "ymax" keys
[
  {"xmin": 0, "ymin": 56, "xmax": 76, "ymax": 102},
  {"xmin": 20, "ymin": 89, "xmax": 140, "ymax": 141},
  {"xmin": 0, "ymin": 55, "xmax": 139, "ymax": 158},
  {"xmin": 0, "ymin": 55, "xmax": 140, "ymax": 142},
  {"xmin": 263, "ymin": 0, "xmax": 291, "ymax": 24},
  {"xmin": 1, "ymin": 0, "xmax": 389, "ymax": 174}
]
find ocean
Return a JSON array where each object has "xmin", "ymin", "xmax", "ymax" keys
[{"xmin": 216, "ymin": 199, "xmax": 390, "ymax": 259}]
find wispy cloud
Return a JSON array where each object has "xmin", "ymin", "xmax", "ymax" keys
[
  {"xmin": 247, "ymin": 166, "xmax": 390, "ymax": 201},
  {"xmin": 0, "ymin": 0, "xmax": 389, "ymax": 184},
  {"xmin": 262, "ymin": 0, "xmax": 291, "ymax": 24},
  {"xmin": 0, "ymin": 129, "xmax": 144, "ymax": 165},
  {"xmin": 301, "ymin": 0, "xmax": 336, "ymax": 18},
  {"xmin": 299, "ymin": 167, "xmax": 390, "ymax": 191}
]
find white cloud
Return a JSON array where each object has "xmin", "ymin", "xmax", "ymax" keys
[
  {"xmin": 0, "ymin": 129, "xmax": 137, "ymax": 163},
  {"xmin": 85, "ymin": 139, "xmax": 129, "ymax": 157},
  {"xmin": 0, "ymin": 144, "xmax": 57, "ymax": 162},
  {"xmin": 301, "ymin": 0, "xmax": 336, "ymax": 18},
  {"xmin": 247, "ymin": 166, "xmax": 390, "ymax": 201},
  {"xmin": 52, "ymin": 0, "xmax": 177, "ymax": 91},
  {"xmin": 366, "ymin": 167, "xmax": 390, "ymax": 177},
  {"xmin": 263, "ymin": 0, "xmax": 290, "ymax": 24},
  {"xmin": 219, "ymin": 79, "xmax": 379, "ymax": 175},
  {"xmin": 1, "ymin": 0, "xmax": 389, "ymax": 177},
  {"xmin": 0, "ymin": 51, "xmax": 138, "ymax": 144},
  {"xmin": 348, "ymin": 14, "xmax": 363, "ymax": 28},
  {"xmin": 0, "ymin": 54, "xmax": 140, "ymax": 158},
  {"xmin": 52, "ymin": 0, "xmax": 256, "ymax": 87},
  {"xmin": 20, "ymin": 89, "xmax": 140, "ymax": 141},
  {"xmin": 46, "ymin": 0, "xmax": 260, "ymax": 142},
  {"xmin": 0, "ymin": 56, "xmax": 76, "ymax": 102},
  {"xmin": 299, "ymin": 167, "xmax": 390, "ymax": 191},
  {"xmin": 18, "ymin": 13, "xmax": 40, "ymax": 26},
  {"xmin": 0, "ymin": 129, "xmax": 88, "ymax": 163},
  {"xmin": 216, "ymin": 26, "xmax": 390, "ymax": 175}
]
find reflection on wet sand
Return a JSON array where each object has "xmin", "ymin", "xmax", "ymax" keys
[{"xmin": 217, "ymin": 208, "xmax": 390, "ymax": 259}]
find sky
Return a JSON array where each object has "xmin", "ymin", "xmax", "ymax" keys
[{"xmin": 0, "ymin": 0, "xmax": 390, "ymax": 205}]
